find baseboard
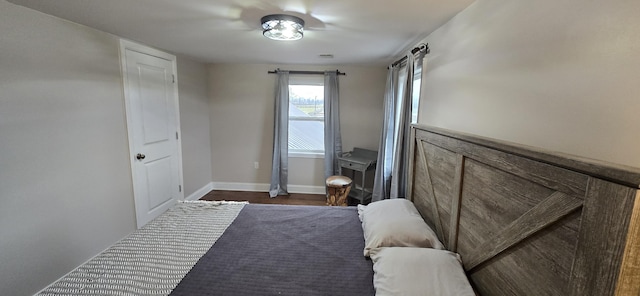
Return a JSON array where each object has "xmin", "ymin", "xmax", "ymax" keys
[
  {"xmin": 212, "ymin": 182, "xmax": 325, "ymax": 195},
  {"xmin": 288, "ymin": 184, "xmax": 325, "ymax": 195},
  {"xmin": 185, "ymin": 182, "xmax": 214, "ymax": 201}
]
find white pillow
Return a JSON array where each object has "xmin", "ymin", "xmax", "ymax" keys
[
  {"xmin": 361, "ymin": 199, "xmax": 443, "ymax": 257},
  {"xmin": 369, "ymin": 247, "xmax": 475, "ymax": 296},
  {"xmin": 357, "ymin": 204, "xmax": 367, "ymax": 222}
]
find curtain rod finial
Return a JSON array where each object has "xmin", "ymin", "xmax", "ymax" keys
[{"xmin": 418, "ymin": 43, "xmax": 430, "ymax": 54}]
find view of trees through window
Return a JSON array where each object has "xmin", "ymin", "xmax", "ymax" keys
[
  {"xmin": 288, "ymin": 84, "xmax": 324, "ymax": 154},
  {"xmin": 290, "ymin": 85, "xmax": 324, "ymax": 118}
]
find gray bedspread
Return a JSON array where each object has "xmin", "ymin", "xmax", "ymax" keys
[{"xmin": 170, "ymin": 204, "xmax": 374, "ymax": 296}]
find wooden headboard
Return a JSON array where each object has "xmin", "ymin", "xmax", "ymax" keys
[{"xmin": 408, "ymin": 125, "xmax": 640, "ymax": 296}]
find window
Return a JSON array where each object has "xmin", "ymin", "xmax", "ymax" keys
[
  {"xmin": 288, "ymin": 76, "xmax": 324, "ymax": 157},
  {"xmin": 392, "ymin": 62, "xmax": 423, "ymax": 153},
  {"xmin": 396, "ymin": 61, "xmax": 424, "ymax": 125},
  {"xmin": 410, "ymin": 62, "xmax": 423, "ymax": 124}
]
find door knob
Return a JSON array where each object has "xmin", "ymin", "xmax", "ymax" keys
[{"xmin": 136, "ymin": 153, "xmax": 146, "ymax": 160}]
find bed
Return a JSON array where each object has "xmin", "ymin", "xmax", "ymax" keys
[
  {"xmin": 39, "ymin": 124, "xmax": 640, "ymax": 296},
  {"xmin": 38, "ymin": 202, "xmax": 374, "ymax": 295}
]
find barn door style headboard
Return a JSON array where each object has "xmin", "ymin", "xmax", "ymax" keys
[{"xmin": 408, "ymin": 125, "xmax": 640, "ymax": 296}]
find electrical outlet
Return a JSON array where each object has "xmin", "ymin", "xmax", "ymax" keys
[{"xmin": 254, "ymin": 162, "xmax": 259, "ymax": 169}]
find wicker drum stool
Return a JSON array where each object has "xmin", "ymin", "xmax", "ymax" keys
[{"xmin": 325, "ymin": 175, "xmax": 352, "ymax": 206}]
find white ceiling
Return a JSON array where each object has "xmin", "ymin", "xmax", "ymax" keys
[{"xmin": 7, "ymin": 0, "xmax": 475, "ymax": 66}]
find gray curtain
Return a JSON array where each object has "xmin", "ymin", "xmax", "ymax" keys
[
  {"xmin": 389, "ymin": 53, "xmax": 415, "ymax": 198},
  {"xmin": 372, "ymin": 65, "xmax": 399, "ymax": 202},
  {"xmin": 269, "ymin": 71, "xmax": 290, "ymax": 197},
  {"xmin": 372, "ymin": 50, "xmax": 424, "ymax": 201},
  {"xmin": 323, "ymin": 71, "xmax": 342, "ymax": 179}
]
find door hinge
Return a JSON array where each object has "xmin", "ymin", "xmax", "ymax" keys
[
  {"xmin": 172, "ymin": 74, "xmax": 175, "ymax": 83},
  {"xmin": 176, "ymin": 132, "xmax": 179, "ymax": 140},
  {"xmin": 179, "ymin": 185, "xmax": 182, "ymax": 192}
]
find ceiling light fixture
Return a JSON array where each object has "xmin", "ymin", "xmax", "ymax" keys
[{"xmin": 261, "ymin": 14, "xmax": 305, "ymax": 41}]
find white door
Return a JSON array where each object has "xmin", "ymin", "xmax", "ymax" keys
[{"xmin": 120, "ymin": 40, "xmax": 183, "ymax": 228}]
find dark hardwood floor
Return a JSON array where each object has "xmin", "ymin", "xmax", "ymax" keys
[{"xmin": 200, "ymin": 190, "xmax": 327, "ymax": 206}]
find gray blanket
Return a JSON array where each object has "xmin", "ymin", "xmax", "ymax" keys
[{"xmin": 170, "ymin": 204, "xmax": 374, "ymax": 296}]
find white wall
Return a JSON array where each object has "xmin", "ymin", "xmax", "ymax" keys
[
  {"xmin": 417, "ymin": 0, "xmax": 640, "ymax": 168},
  {"xmin": 0, "ymin": 2, "xmax": 212, "ymax": 295},
  {"xmin": 0, "ymin": 2, "xmax": 135, "ymax": 295},
  {"xmin": 177, "ymin": 57, "xmax": 213, "ymax": 195},
  {"xmin": 208, "ymin": 64, "xmax": 387, "ymax": 191}
]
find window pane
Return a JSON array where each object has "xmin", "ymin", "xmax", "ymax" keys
[
  {"xmin": 288, "ymin": 84, "xmax": 324, "ymax": 153},
  {"xmin": 289, "ymin": 118, "xmax": 324, "ymax": 152},
  {"xmin": 411, "ymin": 64, "xmax": 422, "ymax": 123},
  {"xmin": 289, "ymin": 85, "xmax": 324, "ymax": 118}
]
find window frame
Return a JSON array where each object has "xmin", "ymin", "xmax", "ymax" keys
[{"xmin": 288, "ymin": 75, "xmax": 325, "ymax": 158}]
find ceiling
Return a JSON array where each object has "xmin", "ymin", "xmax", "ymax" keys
[{"xmin": 7, "ymin": 0, "xmax": 475, "ymax": 66}]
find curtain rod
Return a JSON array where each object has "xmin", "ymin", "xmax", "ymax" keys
[
  {"xmin": 390, "ymin": 43, "xmax": 430, "ymax": 68},
  {"xmin": 267, "ymin": 69, "xmax": 346, "ymax": 76}
]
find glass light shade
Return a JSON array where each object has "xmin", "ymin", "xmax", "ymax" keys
[{"xmin": 261, "ymin": 14, "xmax": 304, "ymax": 41}]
